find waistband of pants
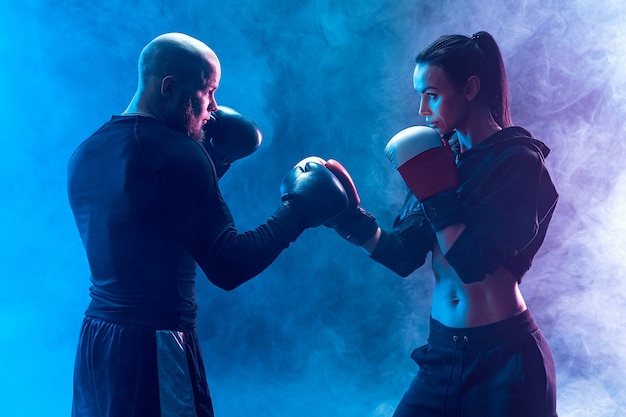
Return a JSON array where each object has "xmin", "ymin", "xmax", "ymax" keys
[{"xmin": 428, "ymin": 309, "xmax": 538, "ymax": 351}]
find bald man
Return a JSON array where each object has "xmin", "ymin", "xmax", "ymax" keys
[{"xmin": 68, "ymin": 33, "xmax": 348, "ymax": 417}]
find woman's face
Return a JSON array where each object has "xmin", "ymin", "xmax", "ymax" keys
[{"xmin": 413, "ymin": 63, "xmax": 469, "ymax": 136}]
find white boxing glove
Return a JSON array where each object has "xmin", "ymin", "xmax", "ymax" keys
[{"xmin": 385, "ymin": 126, "xmax": 462, "ymax": 231}]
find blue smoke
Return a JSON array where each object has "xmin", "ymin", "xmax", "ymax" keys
[{"xmin": 2, "ymin": 0, "xmax": 626, "ymax": 415}]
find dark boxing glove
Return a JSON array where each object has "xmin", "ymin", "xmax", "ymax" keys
[
  {"xmin": 323, "ymin": 159, "xmax": 379, "ymax": 246},
  {"xmin": 203, "ymin": 106, "xmax": 262, "ymax": 179},
  {"xmin": 280, "ymin": 157, "xmax": 349, "ymax": 229},
  {"xmin": 385, "ymin": 126, "xmax": 462, "ymax": 231}
]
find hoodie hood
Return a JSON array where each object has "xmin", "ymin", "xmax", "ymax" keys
[{"xmin": 446, "ymin": 126, "xmax": 551, "ymax": 160}]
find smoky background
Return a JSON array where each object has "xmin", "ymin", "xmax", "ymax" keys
[{"xmin": 1, "ymin": 0, "xmax": 625, "ymax": 415}]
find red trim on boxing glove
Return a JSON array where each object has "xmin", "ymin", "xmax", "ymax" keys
[{"xmin": 325, "ymin": 159, "xmax": 360, "ymax": 207}]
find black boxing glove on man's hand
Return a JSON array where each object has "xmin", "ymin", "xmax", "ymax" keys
[
  {"xmin": 323, "ymin": 159, "xmax": 379, "ymax": 246},
  {"xmin": 202, "ymin": 106, "xmax": 262, "ymax": 179},
  {"xmin": 280, "ymin": 157, "xmax": 349, "ymax": 230}
]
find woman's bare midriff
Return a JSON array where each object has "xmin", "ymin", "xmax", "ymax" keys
[{"xmin": 430, "ymin": 243, "xmax": 527, "ymax": 328}]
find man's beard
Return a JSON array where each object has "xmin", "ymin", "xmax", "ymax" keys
[{"xmin": 182, "ymin": 98, "xmax": 205, "ymax": 143}]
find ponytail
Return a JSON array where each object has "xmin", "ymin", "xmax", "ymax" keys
[{"xmin": 470, "ymin": 31, "xmax": 512, "ymax": 128}]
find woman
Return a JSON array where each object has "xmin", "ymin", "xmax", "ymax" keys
[{"xmin": 326, "ymin": 31, "xmax": 559, "ymax": 416}]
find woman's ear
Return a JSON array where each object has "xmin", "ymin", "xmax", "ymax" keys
[{"xmin": 464, "ymin": 75, "xmax": 480, "ymax": 102}]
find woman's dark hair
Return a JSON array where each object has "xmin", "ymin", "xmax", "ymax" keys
[{"xmin": 415, "ymin": 31, "xmax": 512, "ymax": 128}]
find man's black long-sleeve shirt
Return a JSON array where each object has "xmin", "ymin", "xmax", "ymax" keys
[{"xmin": 68, "ymin": 115, "xmax": 301, "ymax": 330}]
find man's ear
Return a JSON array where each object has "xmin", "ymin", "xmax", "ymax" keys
[
  {"xmin": 161, "ymin": 75, "xmax": 176, "ymax": 98},
  {"xmin": 464, "ymin": 75, "xmax": 480, "ymax": 102}
]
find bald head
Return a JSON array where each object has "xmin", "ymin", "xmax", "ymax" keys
[
  {"xmin": 138, "ymin": 32, "xmax": 220, "ymax": 88},
  {"xmin": 125, "ymin": 33, "xmax": 221, "ymax": 142}
]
